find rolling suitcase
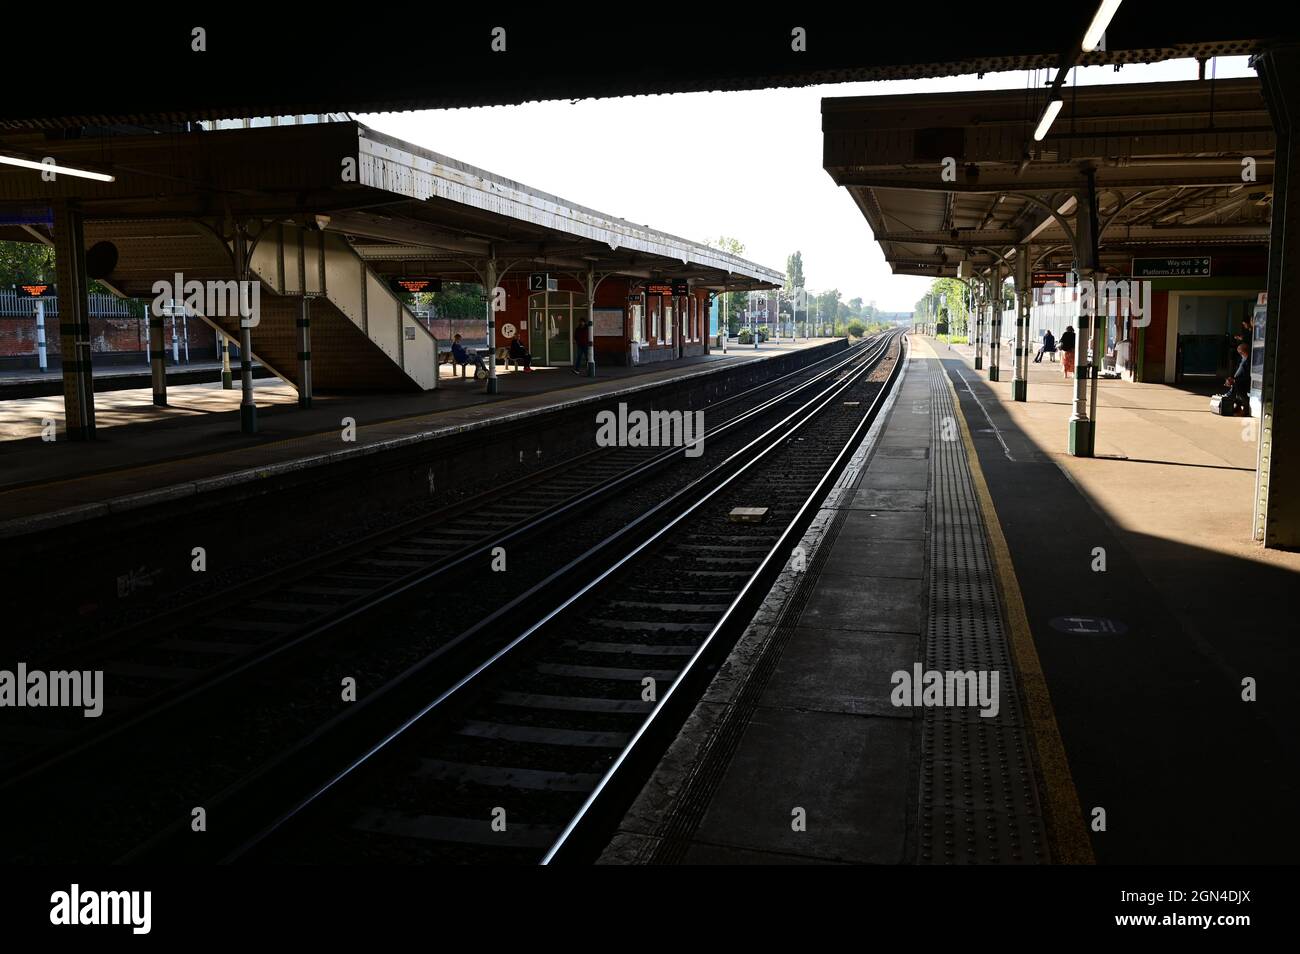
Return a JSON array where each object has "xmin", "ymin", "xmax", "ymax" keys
[{"xmin": 1209, "ymin": 392, "xmax": 1234, "ymax": 416}]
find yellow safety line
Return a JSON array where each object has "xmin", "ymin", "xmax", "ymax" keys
[{"xmin": 939, "ymin": 353, "xmax": 1096, "ymax": 865}]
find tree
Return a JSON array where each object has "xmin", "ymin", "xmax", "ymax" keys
[
  {"xmin": 785, "ymin": 251, "xmax": 804, "ymax": 295},
  {"xmin": 705, "ymin": 236, "xmax": 749, "ymax": 334},
  {"xmin": 0, "ymin": 240, "xmax": 55, "ymax": 286}
]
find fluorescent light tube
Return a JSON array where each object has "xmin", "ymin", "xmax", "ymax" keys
[{"xmin": 0, "ymin": 154, "xmax": 115, "ymax": 182}]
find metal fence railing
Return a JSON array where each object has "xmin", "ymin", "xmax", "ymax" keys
[{"xmin": 0, "ymin": 288, "xmax": 145, "ymax": 318}]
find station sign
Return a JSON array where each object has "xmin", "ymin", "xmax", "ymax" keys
[
  {"xmin": 388, "ymin": 277, "xmax": 442, "ymax": 295},
  {"xmin": 12, "ymin": 282, "xmax": 55, "ymax": 298},
  {"xmin": 1131, "ymin": 256, "xmax": 1211, "ymax": 278},
  {"xmin": 672, "ymin": 280, "xmax": 690, "ymax": 296},
  {"xmin": 529, "ymin": 273, "xmax": 558, "ymax": 292},
  {"xmin": 645, "ymin": 282, "xmax": 675, "ymax": 296}
]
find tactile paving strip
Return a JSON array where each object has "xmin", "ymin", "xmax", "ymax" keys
[{"xmin": 920, "ymin": 358, "xmax": 1048, "ymax": 864}]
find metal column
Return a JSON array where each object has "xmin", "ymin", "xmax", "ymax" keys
[
  {"xmin": 150, "ymin": 305, "xmax": 167, "ymax": 406},
  {"xmin": 1253, "ymin": 44, "xmax": 1300, "ymax": 546},
  {"xmin": 973, "ymin": 279, "xmax": 985, "ymax": 371},
  {"xmin": 219, "ymin": 332, "xmax": 232, "ymax": 389},
  {"xmin": 234, "ymin": 226, "xmax": 257, "ymax": 434},
  {"xmin": 989, "ymin": 264, "xmax": 1003, "ymax": 382},
  {"xmin": 52, "ymin": 202, "xmax": 95, "ymax": 440},
  {"xmin": 1069, "ymin": 174, "xmax": 1102, "ymax": 458},
  {"xmin": 485, "ymin": 259, "xmax": 499, "ymax": 394},
  {"xmin": 297, "ymin": 296, "xmax": 313, "ymax": 408},
  {"xmin": 586, "ymin": 268, "xmax": 597, "ymax": 377},
  {"xmin": 34, "ymin": 299, "xmax": 48, "ymax": 372},
  {"xmin": 1013, "ymin": 246, "xmax": 1031, "ymax": 401}
]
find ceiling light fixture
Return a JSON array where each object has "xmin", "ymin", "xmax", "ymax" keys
[
  {"xmin": 0, "ymin": 154, "xmax": 115, "ymax": 182},
  {"xmin": 1034, "ymin": 98, "xmax": 1064, "ymax": 142},
  {"xmin": 1082, "ymin": 0, "xmax": 1123, "ymax": 53}
]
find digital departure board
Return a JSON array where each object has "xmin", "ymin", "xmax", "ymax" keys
[
  {"xmin": 388, "ymin": 277, "xmax": 442, "ymax": 294},
  {"xmin": 12, "ymin": 282, "xmax": 55, "ymax": 298}
]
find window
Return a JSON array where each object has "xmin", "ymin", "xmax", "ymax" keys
[
  {"xmin": 631, "ymin": 302, "xmax": 644, "ymax": 343},
  {"xmin": 664, "ymin": 302, "xmax": 673, "ymax": 344}
]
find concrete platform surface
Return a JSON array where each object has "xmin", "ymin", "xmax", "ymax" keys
[{"xmin": 603, "ymin": 334, "xmax": 1300, "ymax": 865}]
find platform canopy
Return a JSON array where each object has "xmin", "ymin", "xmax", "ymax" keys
[
  {"xmin": 0, "ymin": 120, "xmax": 781, "ymax": 292},
  {"xmin": 0, "ymin": 10, "xmax": 1284, "ymax": 129},
  {"xmin": 822, "ymin": 78, "xmax": 1275, "ymax": 277}
]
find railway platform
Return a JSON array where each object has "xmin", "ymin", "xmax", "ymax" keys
[
  {"xmin": 0, "ymin": 338, "xmax": 834, "ymax": 528},
  {"xmin": 601, "ymin": 335, "xmax": 1300, "ymax": 865}
]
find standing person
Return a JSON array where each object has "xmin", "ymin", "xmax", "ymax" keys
[
  {"xmin": 1226, "ymin": 342, "xmax": 1251, "ymax": 415},
  {"xmin": 1035, "ymin": 329, "xmax": 1056, "ymax": 363},
  {"xmin": 573, "ymin": 319, "xmax": 591, "ymax": 375},
  {"xmin": 1058, "ymin": 325, "xmax": 1077, "ymax": 378}
]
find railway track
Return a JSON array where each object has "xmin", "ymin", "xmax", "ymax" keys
[
  {"xmin": 1, "ymin": 342, "xmax": 868, "ymax": 786},
  {"xmin": 190, "ymin": 331, "xmax": 904, "ymax": 865},
  {"xmin": 1, "ymin": 339, "xmax": 892, "ymax": 863}
]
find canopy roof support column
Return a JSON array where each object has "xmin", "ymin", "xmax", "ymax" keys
[
  {"xmin": 1254, "ymin": 44, "xmax": 1300, "ymax": 547},
  {"xmin": 1013, "ymin": 246, "xmax": 1031, "ymax": 402},
  {"xmin": 53, "ymin": 202, "xmax": 95, "ymax": 440},
  {"xmin": 989, "ymin": 262, "xmax": 1003, "ymax": 382},
  {"xmin": 1068, "ymin": 172, "xmax": 1102, "ymax": 458}
]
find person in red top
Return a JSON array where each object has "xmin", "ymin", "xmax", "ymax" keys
[{"xmin": 573, "ymin": 319, "xmax": 591, "ymax": 374}]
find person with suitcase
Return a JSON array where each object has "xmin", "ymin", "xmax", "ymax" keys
[{"xmin": 1223, "ymin": 342, "xmax": 1251, "ymax": 416}]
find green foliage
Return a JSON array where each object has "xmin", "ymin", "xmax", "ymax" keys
[
  {"xmin": 846, "ymin": 318, "xmax": 867, "ymax": 338},
  {"xmin": 414, "ymin": 281, "xmax": 483, "ymax": 319},
  {"xmin": 0, "ymin": 240, "xmax": 55, "ymax": 286},
  {"xmin": 916, "ymin": 277, "xmax": 971, "ymax": 334},
  {"xmin": 737, "ymin": 328, "xmax": 754, "ymax": 344},
  {"xmin": 705, "ymin": 236, "xmax": 749, "ymax": 327},
  {"xmin": 785, "ymin": 251, "xmax": 804, "ymax": 294}
]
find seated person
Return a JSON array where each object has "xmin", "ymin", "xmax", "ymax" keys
[
  {"xmin": 450, "ymin": 334, "xmax": 472, "ymax": 376},
  {"xmin": 508, "ymin": 335, "xmax": 534, "ymax": 371},
  {"xmin": 1034, "ymin": 329, "xmax": 1056, "ymax": 363}
]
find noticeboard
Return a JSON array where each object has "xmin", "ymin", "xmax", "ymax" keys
[{"xmin": 593, "ymin": 308, "xmax": 624, "ymax": 337}]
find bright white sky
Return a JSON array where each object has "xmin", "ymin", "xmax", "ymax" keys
[{"xmin": 359, "ymin": 56, "xmax": 1253, "ymax": 312}]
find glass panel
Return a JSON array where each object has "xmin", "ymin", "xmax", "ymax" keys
[{"xmin": 664, "ymin": 304, "xmax": 673, "ymax": 344}]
